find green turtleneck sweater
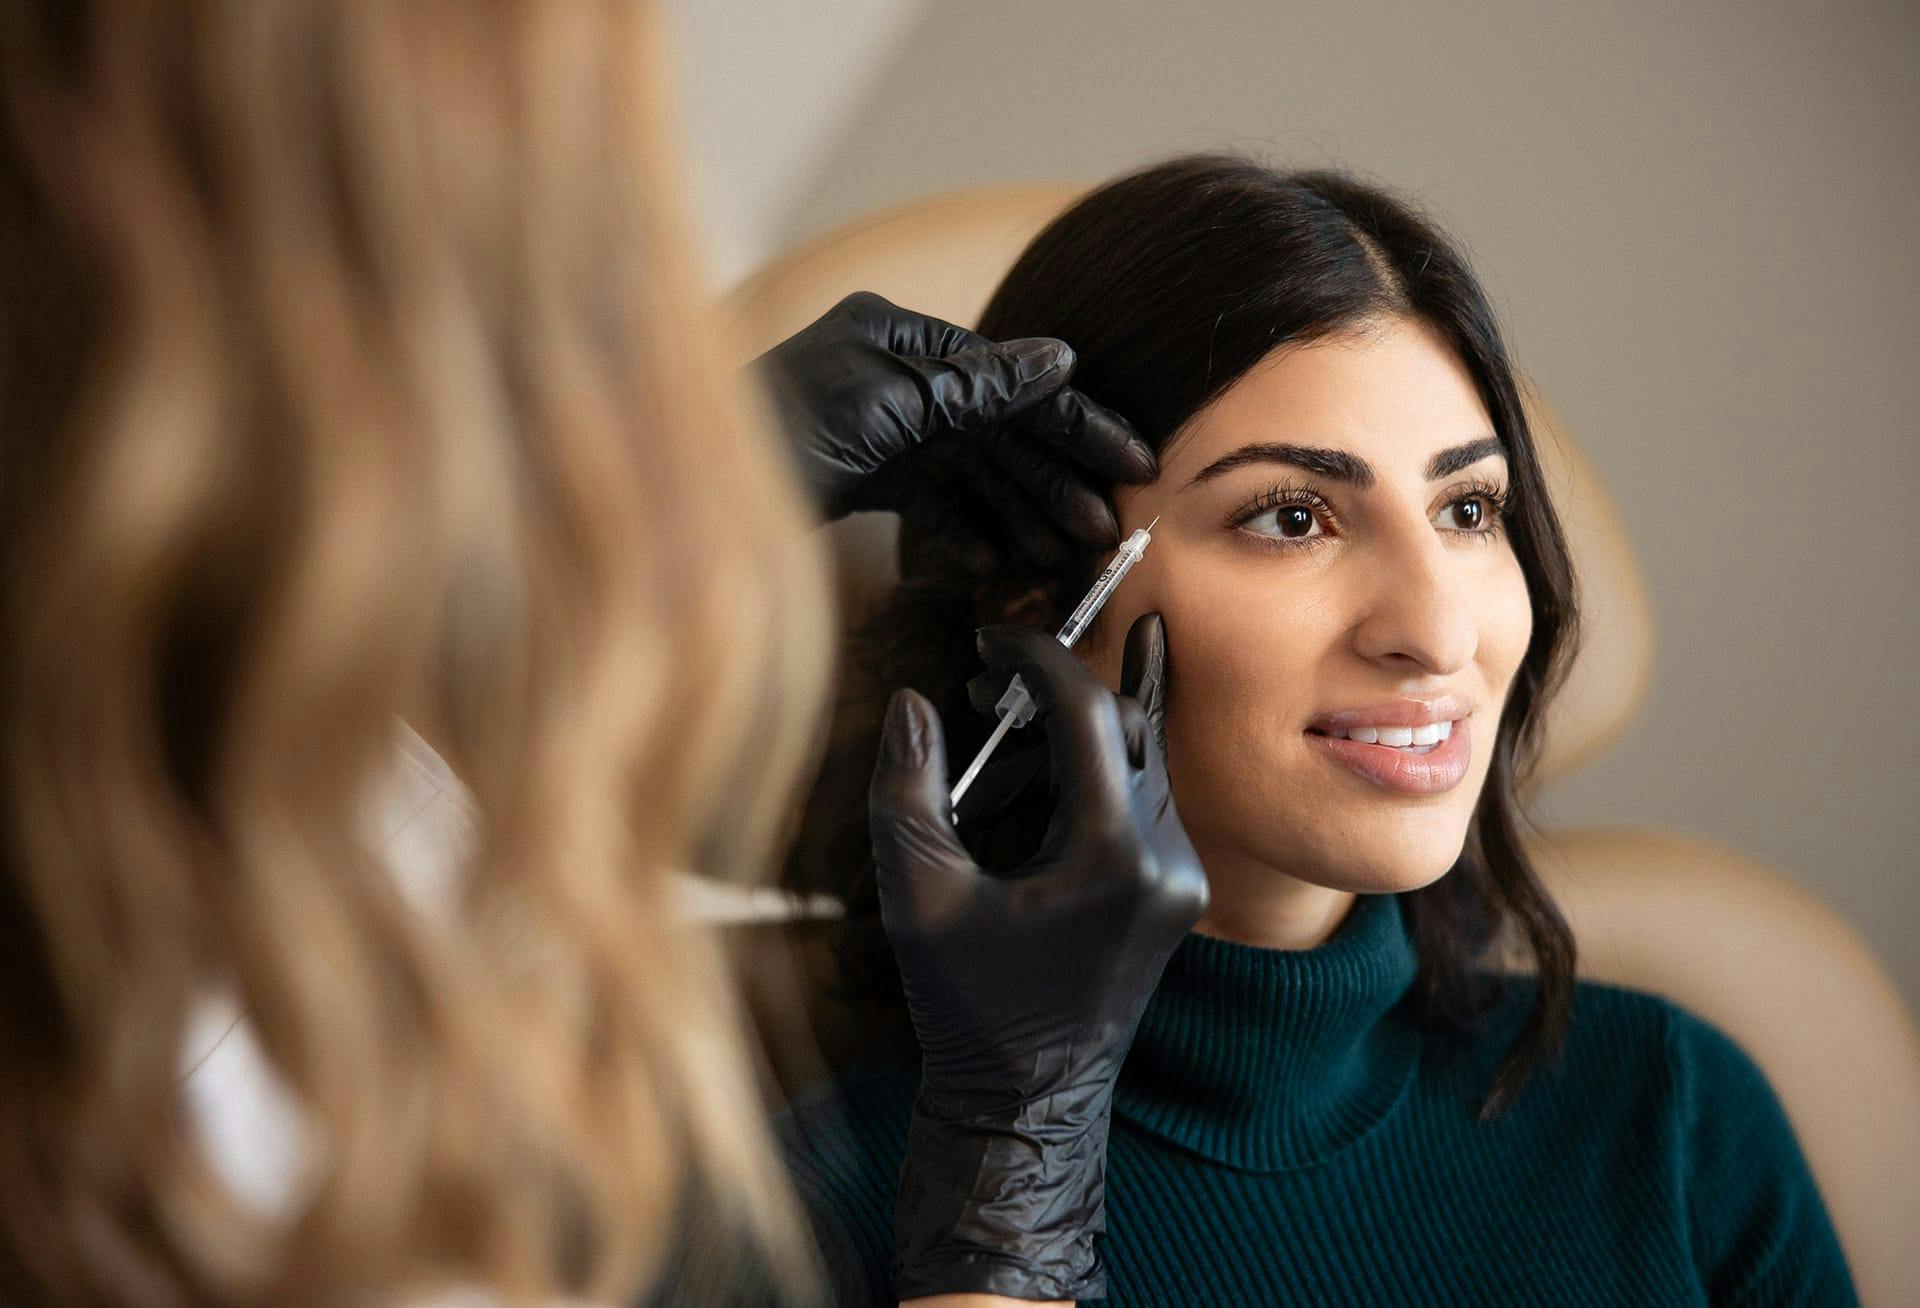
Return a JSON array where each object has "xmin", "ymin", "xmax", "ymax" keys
[{"xmin": 753, "ymin": 891, "xmax": 1857, "ymax": 1307}]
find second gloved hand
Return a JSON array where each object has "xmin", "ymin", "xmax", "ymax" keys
[{"xmin": 867, "ymin": 613, "xmax": 1207, "ymax": 1303}]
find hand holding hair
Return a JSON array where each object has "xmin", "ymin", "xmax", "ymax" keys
[
  {"xmin": 753, "ymin": 290, "xmax": 1157, "ymax": 570},
  {"xmin": 866, "ymin": 612, "xmax": 1206, "ymax": 1303}
]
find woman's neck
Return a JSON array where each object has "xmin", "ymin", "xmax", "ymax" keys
[{"xmin": 1186, "ymin": 835, "xmax": 1358, "ymax": 950}]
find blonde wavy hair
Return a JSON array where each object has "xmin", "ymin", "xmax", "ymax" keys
[{"xmin": 0, "ymin": 2, "xmax": 834, "ymax": 1304}]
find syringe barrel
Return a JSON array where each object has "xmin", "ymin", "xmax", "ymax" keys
[{"xmin": 1056, "ymin": 528, "xmax": 1150, "ymax": 647}]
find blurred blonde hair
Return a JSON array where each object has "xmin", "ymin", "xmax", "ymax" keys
[{"xmin": 0, "ymin": 2, "xmax": 833, "ymax": 1304}]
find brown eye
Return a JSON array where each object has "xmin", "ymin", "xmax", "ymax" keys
[
  {"xmin": 1434, "ymin": 482, "xmax": 1511, "ymax": 541},
  {"xmin": 1239, "ymin": 501, "xmax": 1327, "ymax": 545},
  {"xmin": 1229, "ymin": 485, "xmax": 1338, "ymax": 551}
]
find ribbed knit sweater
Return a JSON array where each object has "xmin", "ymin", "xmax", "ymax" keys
[{"xmin": 759, "ymin": 890, "xmax": 1858, "ymax": 1306}]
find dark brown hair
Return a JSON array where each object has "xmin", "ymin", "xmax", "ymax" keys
[{"xmin": 784, "ymin": 150, "xmax": 1582, "ymax": 1121}]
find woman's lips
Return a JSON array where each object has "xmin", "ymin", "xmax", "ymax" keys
[{"xmin": 1304, "ymin": 716, "xmax": 1471, "ymax": 794}]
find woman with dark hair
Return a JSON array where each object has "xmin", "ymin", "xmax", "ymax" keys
[{"xmin": 772, "ymin": 153, "xmax": 1859, "ymax": 1305}]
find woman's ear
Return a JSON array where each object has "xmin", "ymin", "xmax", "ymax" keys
[{"xmin": 972, "ymin": 578, "xmax": 1056, "ymax": 629}]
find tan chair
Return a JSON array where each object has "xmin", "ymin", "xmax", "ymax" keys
[{"xmin": 718, "ymin": 183, "xmax": 1920, "ymax": 1306}]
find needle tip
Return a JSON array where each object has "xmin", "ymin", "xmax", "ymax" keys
[{"xmin": 1146, "ymin": 515, "xmax": 1161, "ymax": 532}]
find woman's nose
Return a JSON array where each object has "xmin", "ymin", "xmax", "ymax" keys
[{"xmin": 1346, "ymin": 526, "xmax": 1480, "ymax": 676}]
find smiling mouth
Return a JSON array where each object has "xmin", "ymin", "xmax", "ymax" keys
[
  {"xmin": 1301, "ymin": 718, "xmax": 1472, "ymax": 794},
  {"xmin": 1303, "ymin": 722, "xmax": 1458, "ymax": 756}
]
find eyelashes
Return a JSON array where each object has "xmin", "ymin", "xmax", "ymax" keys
[{"xmin": 1224, "ymin": 475, "xmax": 1514, "ymax": 553}]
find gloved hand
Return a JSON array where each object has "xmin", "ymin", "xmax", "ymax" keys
[
  {"xmin": 867, "ymin": 613, "xmax": 1207, "ymax": 1302},
  {"xmin": 952, "ymin": 609, "xmax": 1174, "ymax": 827},
  {"xmin": 752, "ymin": 290, "xmax": 1156, "ymax": 570}
]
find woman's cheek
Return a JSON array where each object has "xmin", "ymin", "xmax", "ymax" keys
[
  {"xmin": 1162, "ymin": 607, "xmax": 1282, "ymax": 794},
  {"xmin": 1157, "ymin": 597, "xmax": 1227, "ymax": 806},
  {"xmin": 1492, "ymin": 554, "xmax": 1534, "ymax": 679}
]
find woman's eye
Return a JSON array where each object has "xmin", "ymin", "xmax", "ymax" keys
[
  {"xmin": 1243, "ymin": 503, "xmax": 1325, "ymax": 543},
  {"xmin": 1439, "ymin": 490, "xmax": 1509, "ymax": 538},
  {"xmin": 1444, "ymin": 498, "xmax": 1485, "ymax": 531}
]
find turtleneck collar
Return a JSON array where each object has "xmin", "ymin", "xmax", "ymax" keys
[{"xmin": 1112, "ymin": 890, "xmax": 1423, "ymax": 1173}]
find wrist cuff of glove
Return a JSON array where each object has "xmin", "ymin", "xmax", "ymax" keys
[
  {"xmin": 891, "ymin": 1101, "xmax": 1110, "ymax": 1302},
  {"xmin": 892, "ymin": 1243, "xmax": 1105, "ymax": 1303}
]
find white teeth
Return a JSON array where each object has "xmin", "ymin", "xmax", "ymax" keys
[{"xmin": 1320, "ymin": 720, "xmax": 1455, "ymax": 747}]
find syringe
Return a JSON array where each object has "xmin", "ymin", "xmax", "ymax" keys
[{"xmin": 948, "ymin": 515, "xmax": 1160, "ymax": 817}]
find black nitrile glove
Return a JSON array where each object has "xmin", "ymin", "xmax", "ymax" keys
[
  {"xmin": 867, "ymin": 613, "xmax": 1207, "ymax": 1303},
  {"xmin": 752, "ymin": 291, "xmax": 1156, "ymax": 570},
  {"xmin": 953, "ymin": 610, "xmax": 1174, "ymax": 830}
]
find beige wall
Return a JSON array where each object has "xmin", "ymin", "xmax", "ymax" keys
[
  {"xmin": 677, "ymin": 0, "xmax": 1920, "ymax": 1010},
  {"xmin": 657, "ymin": 0, "xmax": 931, "ymax": 288}
]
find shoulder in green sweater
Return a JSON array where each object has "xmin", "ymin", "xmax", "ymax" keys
[{"xmin": 763, "ymin": 893, "xmax": 1858, "ymax": 1307}]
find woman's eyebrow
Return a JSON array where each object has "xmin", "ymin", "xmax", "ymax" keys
[{"xmin": 1183, "ymin": 435, "xmax": 1506, "ymax": 490}]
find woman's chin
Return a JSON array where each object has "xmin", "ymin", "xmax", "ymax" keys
[
  {"xmin": 1230, "ymin": 822, "xmax": 1468, "ymax": 895},
  {"xmin": 1286, "ymin": 860, "xmax": 1456, "ymax": 896}
]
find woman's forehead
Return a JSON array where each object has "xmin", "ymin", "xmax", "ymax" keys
[{"xmin": 1160, "ymin": 319, "xmax": 1494, "ymax": 482}]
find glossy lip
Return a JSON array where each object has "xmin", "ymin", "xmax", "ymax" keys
[
  {"xmin": 1305, "ymin": 714, "xmax": 1472, "ymax": 795},
  {"xmin": 1306, "ymin": 694, "xmax": 1472, "ymax": 732}
]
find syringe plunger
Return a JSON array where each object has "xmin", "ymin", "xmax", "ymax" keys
[{"xmin": 946, "ymin": 517, "xmax": 1158, "ymax": 815}]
